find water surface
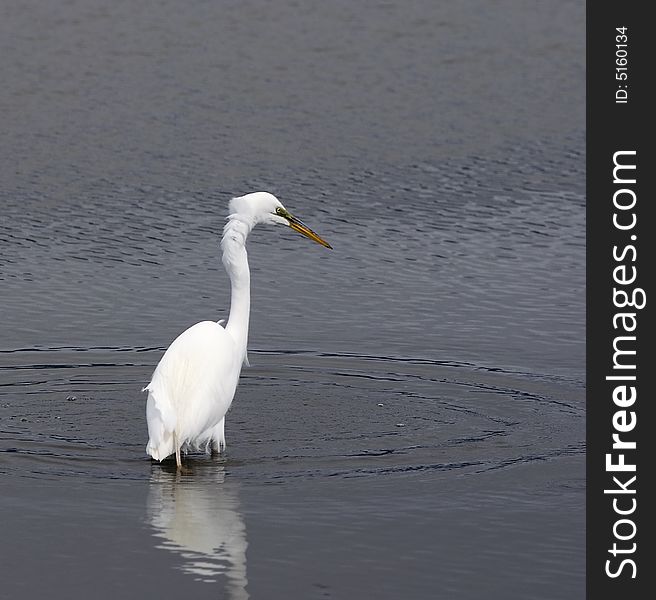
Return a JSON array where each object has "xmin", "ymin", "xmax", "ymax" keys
[{"xmin": 1, "ymin": 1, "xmax": 585, "ymax": 598}]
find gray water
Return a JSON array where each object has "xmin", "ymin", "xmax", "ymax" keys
[{"xmin": 1, "ymin": 1, "xmax": 585, "ymax": 599}]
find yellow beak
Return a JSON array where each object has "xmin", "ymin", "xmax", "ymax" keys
[{"xmin": 287, "ymin": 215, "xmax": 332, "ymax": 249}]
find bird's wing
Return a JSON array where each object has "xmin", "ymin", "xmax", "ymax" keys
[{"xmin": 145, "ymin": 321, "xmax": 238, "ymax": 457}]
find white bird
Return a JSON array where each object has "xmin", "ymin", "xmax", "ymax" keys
[{"xmin": 144, "ymin": 192, "xmax": 331, "ymax": 469}]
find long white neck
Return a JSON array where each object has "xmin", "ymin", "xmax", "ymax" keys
[{"xmin": 221, "ymin": 216, "xmax": 254, "ymax": 357}]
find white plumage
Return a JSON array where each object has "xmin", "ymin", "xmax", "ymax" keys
[
  {"xmin": 145, "ymin": 321, "xmax": 237, "ymax": 460},
  {"xmin": 144, "ymin": 192, "xmax": 331, "ymax": 469}
]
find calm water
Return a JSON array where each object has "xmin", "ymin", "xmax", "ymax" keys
[{"xmin": 1, "ymin": 1, "xmax": 585, "ymax": 599}]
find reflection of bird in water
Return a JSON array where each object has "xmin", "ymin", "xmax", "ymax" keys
[
  {"xmin": 144, "ymin": 192, "xmax": 331, "ymax": 469},
  {"xmin": 147, "ymin": 462, "xmax": 249, "ymax": 599}
]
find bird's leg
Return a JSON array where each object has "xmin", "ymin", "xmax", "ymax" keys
[
  {"xmin": 173, "ymin": 431, "xmax": 182, "ymax": 470},
  {"xmin": 172, "ymin": 432, "xmax": 193, "ymax": 474}
]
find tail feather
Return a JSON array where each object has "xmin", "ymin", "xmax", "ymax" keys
[
  {"xmin": 212, "ymin": 417, "xmax": 226, "ymax": 453},
  {"xmin": 145, "ymin": 384, "xmax": 176, "ymax": 461}
]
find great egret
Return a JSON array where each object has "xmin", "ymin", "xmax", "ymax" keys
[{"xmin": 144, "ymin": 192, "xmax": 331, "ymax": 469}]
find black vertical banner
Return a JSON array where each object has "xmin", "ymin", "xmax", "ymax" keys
[{"xmin": 587, "ymin": 3, "xmax": 655, "ymax": 599}]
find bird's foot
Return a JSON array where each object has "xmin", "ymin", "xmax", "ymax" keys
[{"xmin": 176, "ymin": 463, "xmax": 193, "ymax": 475}]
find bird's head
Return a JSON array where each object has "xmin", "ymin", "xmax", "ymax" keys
[{"xmin": 229, "ymin": 191, "xmax": 332, "ymax": 249}]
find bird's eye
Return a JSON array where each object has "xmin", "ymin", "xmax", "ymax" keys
[{"xmin": 275, "ymin": 207, "xmax": 285, "ymax": 216}]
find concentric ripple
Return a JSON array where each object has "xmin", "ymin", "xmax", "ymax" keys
[{"xmin": 0, "ymin": 346, "xmax": 584, "ymax": 483}]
